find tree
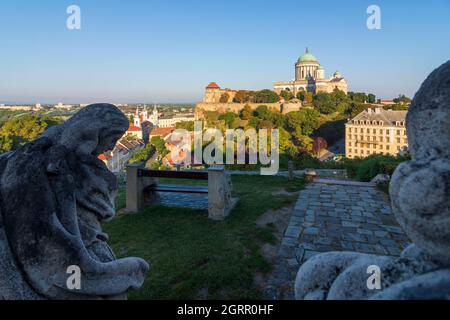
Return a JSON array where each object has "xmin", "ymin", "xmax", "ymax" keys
[
  {"xmin": 313, "ymin": 92, "xmax": 336, "ymax": 114},
  {"xmin": 247, "ymin": 117, "xmax": 261, "ymax": 129},
  {"xmin": 129, "ymin": 144, "xmax": 156, "ymax": 164},
  {"xmin": 254, "ymin": 105, "xmax": 269, "ymax": 119},
  {"xmin": 218, "ymin": 112, "xmax": 237, "ymax": 128},
  {"xmin": 233, "ymin": 90, "xmax": 251, "ymax": 103},
  {"xmin": 0, "ymin": 115, "xmax": 61, "ymax": 152},
  {"xmin": 284, "ymin": 109, "xmax": 320, "ymax": 137},
  {"xmin": 176, "ymin": 121, "xmax": 195, "ymax": 131},
  {"xmin": 348, "ymin": 92, "xmax": 368, "ymax": 103},
  {"xmin": 219, "ymin": 93, "xmax": 230, "ymax": 103},
  {"xmin": 330, "ymin": 88, "xmax": 350, "ymax": 114},
  {"xmin": 258, "ymin": 120, "xmax": 273, "ymax": 130},
  {"xmin": 151, "ymin": 136, "xmax": 169, "ymax": 160},
  {"xmin": 368, "ymin": 93, "xmax": 376, "ymax": 104},
  {"xmin": 252, "ymin": 90, "xmax": 280, "ymax": 103},
  {"xmin": 280, "ymin": 90, "xmax": 294, "ymax": 101},
  {"xmin": 312, "ymin": 137, "xmax": 328, "ymax": 156},
  {"xmin": 239, "ymin": 104, "xmax": 252, "ymax": 120},
  {"xmin": 393, "ymin": 94, "xmax": 412, "ymax": 104},
  {"xmin": 297, "ymin": 91, "xmax": 313, "ymax": 104}
]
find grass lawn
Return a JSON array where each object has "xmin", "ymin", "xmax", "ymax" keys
[{"xmin": 106, "ymin": 175, "xmax": 304, "ymax": 300}]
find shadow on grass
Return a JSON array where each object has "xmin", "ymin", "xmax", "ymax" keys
[{"xmin": 106, "ymin": 175, "xmax": 305, "ymax": 300}]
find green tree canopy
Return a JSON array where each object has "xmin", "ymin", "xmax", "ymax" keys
[
  {"xmin": 252, "ymin": 90, "xmax": 280, "ymax": 103},
  {"xmin": 313, "ymin": 92, "xmax": 336, "ymax": 114},
  {"xmin": 0, "ymin": 115, "xmax": 61, "ymax": 152}
]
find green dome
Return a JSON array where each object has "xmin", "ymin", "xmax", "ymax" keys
[{"xmin": 298, "ymin": 48, "xmax": 318, "ymax": 63}]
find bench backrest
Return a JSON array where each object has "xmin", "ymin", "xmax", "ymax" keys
[{"xmin": 137, "ymin": 169, "xmax": 208, "ymax": 180}]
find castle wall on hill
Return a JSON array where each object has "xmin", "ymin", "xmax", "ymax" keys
[{"xmin": 195, "ymin": 102, "xmax": 302, "ymax": 119}]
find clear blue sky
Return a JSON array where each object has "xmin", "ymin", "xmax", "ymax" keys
[{"xmin": 0, "ymin": 0, "xmax": 449, "ymax": 104}]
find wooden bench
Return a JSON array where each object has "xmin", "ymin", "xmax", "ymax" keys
[
  {"xmin": 125, "ymin": 164, "xmax": 237, "ymax": 220},
  {"xmin": 138, "ymin": 169, "xmax": 209, "ymax": 195}
]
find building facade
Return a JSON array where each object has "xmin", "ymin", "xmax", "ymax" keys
[
  {"xmin": 134, "ymin": 105, "xmax": 195, "ymax": 129},
  {"xmin": 274, "ymin": 48, "xmax": 348, "ymax": 95},
  {"xmin": 345, "ymin": 108, "xmax": 408, "ymax": 159}
]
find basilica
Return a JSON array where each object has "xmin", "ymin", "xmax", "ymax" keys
[{"xmin": 273, "ymin": 48, "xmax": 348, "ymax": 95}]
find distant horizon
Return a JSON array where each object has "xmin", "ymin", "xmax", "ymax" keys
[{"xmin": 1, "ymin": 0, "xmax": 449, "ymax": 103}]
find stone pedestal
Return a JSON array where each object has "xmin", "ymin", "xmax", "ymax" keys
[
  {"xmin": 208, "ymin": 166, "xmax": 237, "ymax": 221},
  {"xmin": 125, "ymin": 163, "xmax": 158, "ymax": 213}
]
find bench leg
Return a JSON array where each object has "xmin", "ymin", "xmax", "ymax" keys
[
  {"xmin": 208, "ymin": 166, "xmax": 236, "ymax": 220},
  {"xmin": 125, "ymin": 165, "xmax": 143, "ymax": 213}
]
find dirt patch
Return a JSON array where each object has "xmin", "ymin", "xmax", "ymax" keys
[
  {"xmin": 271, "ymin": 188, "xmax": 299, "ymax": 197},
  {"xmin": 255, "ymin": 205, "xmax": 296, "ymax": 300}
]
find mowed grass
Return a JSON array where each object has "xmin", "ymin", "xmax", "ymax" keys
[{"xmin": 105, "ymin": 175, "xmax": 305, "ymax": 300}]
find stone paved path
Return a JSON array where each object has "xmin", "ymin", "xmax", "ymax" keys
[{"xmin": 271, "ymin": 180, "xmax": 411, "ymax": 298}]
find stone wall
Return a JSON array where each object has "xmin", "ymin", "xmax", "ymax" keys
[{"xmin": 196, "ymin": 102, "xmax": 302, "ymax": 118}]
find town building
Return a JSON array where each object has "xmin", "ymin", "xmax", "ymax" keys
[
  {"xmin": 149, "ymin": 127, "xmax": 175, "ymax": 140},
  {"xmin": 134, "ymin": 105, "xmax": 195, "ymax": 129},
  {"xmin": 274, "ymin": 48, "xmax": 348, "ymax": 95},
  {"xmin": 98, "ymin": 137, "xmax": 145, "ymax": 173},
  {"xmin": 345, "ymin": 108, "xmax": 409, "ymax": 159}
]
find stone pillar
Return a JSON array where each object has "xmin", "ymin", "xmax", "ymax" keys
[
  {"xmin": 125, "ymin": 163, "xmax": 158, "ymax": 213},
  {"xmin": 125, "ymin": 163, "xmax": 144, "ymax": 213},
  {"xmin": 208, "ymin": 166, "xmax": 236, "ymax": 221}
]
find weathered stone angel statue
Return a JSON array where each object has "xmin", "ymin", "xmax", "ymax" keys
[
  {"xmin": 0, "ymin": 104, "xmax": 149, "ymax": 300},
  {"xmin": 295, "ymin": 61, "xmax": 450, "ymax": 300}
]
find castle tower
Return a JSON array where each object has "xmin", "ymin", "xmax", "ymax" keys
[{"xmin": 203, "ymin": 82, "xmax": 221, "ymax": 103}]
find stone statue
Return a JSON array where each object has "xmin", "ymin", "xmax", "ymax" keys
[
  {"xmin": 294, "ymin": 61, "xmax": 450, "ymax": 300},
  {"xmin": 0, "ymin": 104, "xmax": 149, "ymax": 300}
]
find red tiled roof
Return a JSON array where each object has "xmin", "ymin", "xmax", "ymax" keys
[
  {"xmin": 206, "ymin": 82, "xmax": 220, "ymax": 89},
  {"xmin": 127, "ymin": 124, "xmax": 141, "ymax": 132},
  {"xmin": 98, "ymin": 153, "xmax": 111, "ymax": 161},
  {"xmin": 150, "ymin": 127, "xmax": 175, "ymax": 138}
]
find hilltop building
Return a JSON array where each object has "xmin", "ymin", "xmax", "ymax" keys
[
  {"xmin": 133, "ymin": 105, "xmax": 196, "ymax": 129},
  {"xmin": 345, "ymin": 108, "xmax": 408, "ymax": 159},
  {"xmin": 274, "ymin": 48, "xmax": 348, "ymax": 95}
]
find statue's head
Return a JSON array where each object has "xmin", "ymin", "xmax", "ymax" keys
[
  {"xmin": 43, "ymin": 103, "xmax": 129, "ymax": 157},
  {"xmin": 390, "ymin": 61, "xmax": 450, "ymax": 265}
]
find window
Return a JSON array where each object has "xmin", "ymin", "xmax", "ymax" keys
[
  {"xmin": 397, "ymin": 130, "xmax": 401, "ymax": 135},
  {"xmin": 349, "ymin": 128, "xmax": 352, "ymax": 133},
  {"xmin": 380, "ymin": 129, "xmax": 383, "ymax": 134},
  {"xmin": 386, "ymin": 137, "xmax": 390, "ymax": 143},
  {"xmin": 367, "ymin": 129, "xmax": 370, "ymax": 134},
  {"xmin": 373, "ymin": 129, "xmax": 376, "ymax": 134},
  {"xmin": 397, "ymin": 138, "xmax": 401, "ymax": 143}
]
